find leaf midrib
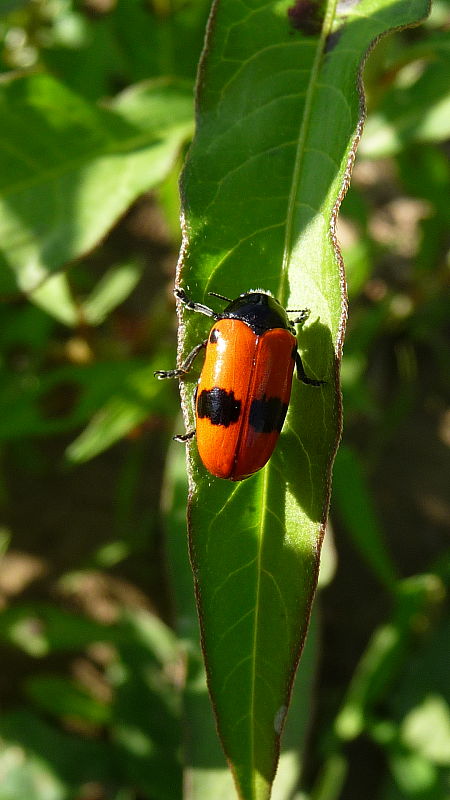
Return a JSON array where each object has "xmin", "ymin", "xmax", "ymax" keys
[
  {"xmin": 250, "ymin": 463, "xmax": 269, "ymax": 798},
  {"xmin": 279, "ymin": 0, "xmax": 339, "ymax": 304}
]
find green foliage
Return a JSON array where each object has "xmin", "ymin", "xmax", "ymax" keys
[
  {"xmin": 0, "ymin": 0, "xmax": 448, "ymax": 799},
  {"xmin": 0, "ymin": 608, "xmax": 183, "ymax": 800},
  {"xmin": 0, "ymin": 74, "xmax": 193, "ymax": 291}
]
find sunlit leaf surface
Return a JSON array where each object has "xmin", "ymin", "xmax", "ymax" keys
[{"xmin": 175, "ymin": 0, "xmax": 430, "ymax": 796}]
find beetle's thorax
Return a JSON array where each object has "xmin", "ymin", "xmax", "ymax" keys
[{"xmin": 219, "ymin": 292, "xmax": 291, "ymax": 335}]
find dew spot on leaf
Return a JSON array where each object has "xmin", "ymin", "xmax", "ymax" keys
[{"xmin": 274, "ymin": 705, "xmax": 287, "ymax": 734}]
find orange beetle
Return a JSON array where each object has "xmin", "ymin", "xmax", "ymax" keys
[{"xmin": 155, "ymin": 289, "xmax": 324, "ymax": 481}]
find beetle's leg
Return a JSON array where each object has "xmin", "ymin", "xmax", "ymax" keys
[
  {"xmin": 173, "ymin": 430, "xmax": 195, "ymax": 442},
  {"xmin": 173, "ymin": 385, "xmax": 198, "ymax": 442},
  {"xmin": 154, "ymin": 339, "xmax": 207, "ymax": 380},
  {"xmin": 175, "ymin": 288, "xmax": 218, "ymax": 319},
  {"xmin": 295, "ymin": 350, "xmax": 325, "ymax": 387},
  {"xmin": 290, "ymin": 309, "xmax": 310, "ymax": 326}
]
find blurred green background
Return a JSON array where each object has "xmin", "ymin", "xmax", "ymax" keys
[{"xmin": 0, "ymin": 1, "xmax": 449, "ymax": 799}]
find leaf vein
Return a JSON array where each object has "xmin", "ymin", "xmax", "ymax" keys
[
  {"xmin": 305, "ymin": 145, "xmax": 340, "ymax": 171},
  {"xmin": 214, "ymin": 607, "xmax": 254, "ymax": 651},
  {"xmin": 262, "ymin": 567, "xmax": 289, "ymax": 634},
  {"xmin": 219, "ymin": 654, "xmax": 252, "ymax": 697},
  {"xmin": 205, "ymin": 93, "xmax": 307, "ymax": 156},
  {"xmin": 209, "ymin": 557, "xmax": 257, "ymax": 606},
  {"xmin": 204, "ymin": 222, "xmax": 285, "ymax": 293},
  {"xmin": 316, "ymin": 82, "xmax": 353, "ymax": 118},
  {"xmin": 217, "ymin": 40, "xmax": 317, "ymax": 106}
]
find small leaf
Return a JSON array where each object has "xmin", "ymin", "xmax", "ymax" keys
[
  {"xmin": 82, "ymin": 259, "xmax": 144, "ymax": 326},
  {"xmin": 378, "ymin": 615, "xmax": 450, "ymax": 798},
  {"xmin": 0, "ymin": 358, "xmax": 174, "ymax": 442},
  {"xmin": 401, "ymin": 694, "xmax": 450, "ymax": 766},
  {"xmin": 28, "ymin": 272, "xmax": 80, "ymax": 326},
  {"xmin": 25, "ymin": 675, "xmax": 111, "ymax": 726},
  {"xmin": 360, "ymin": 35, "xmax": 450, "ymax": 158},
  {"xmin": 0, "ymin": 603, "xmax": 118, "ymax": 656},
  {"xmin": 0, "ymin": 709, "xmax": 115, "ymax": 798},
  {"xmin": 334, "ymin": 575, "xmax": 445, "ymax": 742},
  {"xmin": 66, "ymin": 354, "xmax": 177, "ymax": 463},
  {"xmin": 111, "ymin": 611, "xmax": 183, "ymax": 800},
  {"xmin": 385, "ymin": 748, "xmax": 440, "ymax": 798},
  {"xmin": 332, "ymin": 445, "xmax": 398, "ymax": 590}
]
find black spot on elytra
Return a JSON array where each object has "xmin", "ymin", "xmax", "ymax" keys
[
  {"xmin": 249, "ymin": 395, "xmax": 288, "ymax": 434},
  {"xmin": 288, "ymin": 0, "xmax": 324, "ymax": 35},
  {"xmin": 209, "ymin": 328, "xmax": 220, "ymax": 344},
  {"xmin": 197, "ymin": 388, "xmax": 241, "ymax": 427}
]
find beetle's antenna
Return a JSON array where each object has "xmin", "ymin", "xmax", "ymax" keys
[
  {"xmin": 289, "ymin": 309, "xmax": 310, "ymax": 325},
  {"xmin": 208, "ymin": 291, "xmax": 232, "ymax": 303}
]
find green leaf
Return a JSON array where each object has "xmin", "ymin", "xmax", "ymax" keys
[
  {"xmin": 0, "ymin": 709, "xmax": 115, "ymax": 800},
  {"xmin": 174, "ymin": 0, "xmax": 430, "ymax": 797},
  {"xmin": 27, "ymin": 272, "xmax": 80, "ymax": 326},
  {"xmin": 334, "ymin": 574, "xmax": 444, "ymax": 742},
  {"xmin": 377, "ymin": 615, "xmax": 450, "ymax": 799},
  {"xmin": 0, "ymin": 74, "xmax": 193, "ymax": 291},
  {"xmin": 163, "ymin": 443, "xmax": 319, "ymax": 799},
  {"xmin": 0, "ymin": 607, "xmax": 182, "ymax": 798},
  {"xmin": 111, "ymin": 611, "xmax": 183, "ymax": 800},
  {"xmin": 309, "ymin": 754, "xmax": 348, "ymax": 800},
  {"xmin": 332, "ymin": 445, "xmax": 398, "ymax": 591},
  {"xmin": 82, "ymin": 259, "xmax": 144, "ymax": 326},
  {"xmin": 0, "ymin": 603, "xmax": 118, "ymax": 656},
  {"xmin": 360, "ymin": 32, "xmax": 450, "ymax": 158},
  {"xmin": 0, "ymin": 353, "xmax": 175, "ymax": 445},
  {"xmin": 25, "ymin": 675, "xmax": 111, "ymax": 726},
  {"xmin": 401, "ymin": 694, "xmax": 450, "ymax": 766},
  {"xmin": 27, "ymin": 259, "xmax": 144, "ymax": 327},
  {"xmin": 66, "ymin": 354, "xmax": 177, "ymax": 464},
  {"xmin": 110, "ymin": 0, "xmax": 212, "ymax": 83}
]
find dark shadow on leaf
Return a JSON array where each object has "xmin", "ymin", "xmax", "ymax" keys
[{"xmin": 281, "ymin": 317, "xmax": 337, "ymax": 522}]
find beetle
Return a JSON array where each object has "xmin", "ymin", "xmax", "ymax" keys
[{"xmin": 155, "ymin": 288, "xmax": 324, "ymax": 481}]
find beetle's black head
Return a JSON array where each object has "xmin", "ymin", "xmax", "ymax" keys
[{"xmin": 220, "ymin": 292, "xmax": 292, "ymax": 335}]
